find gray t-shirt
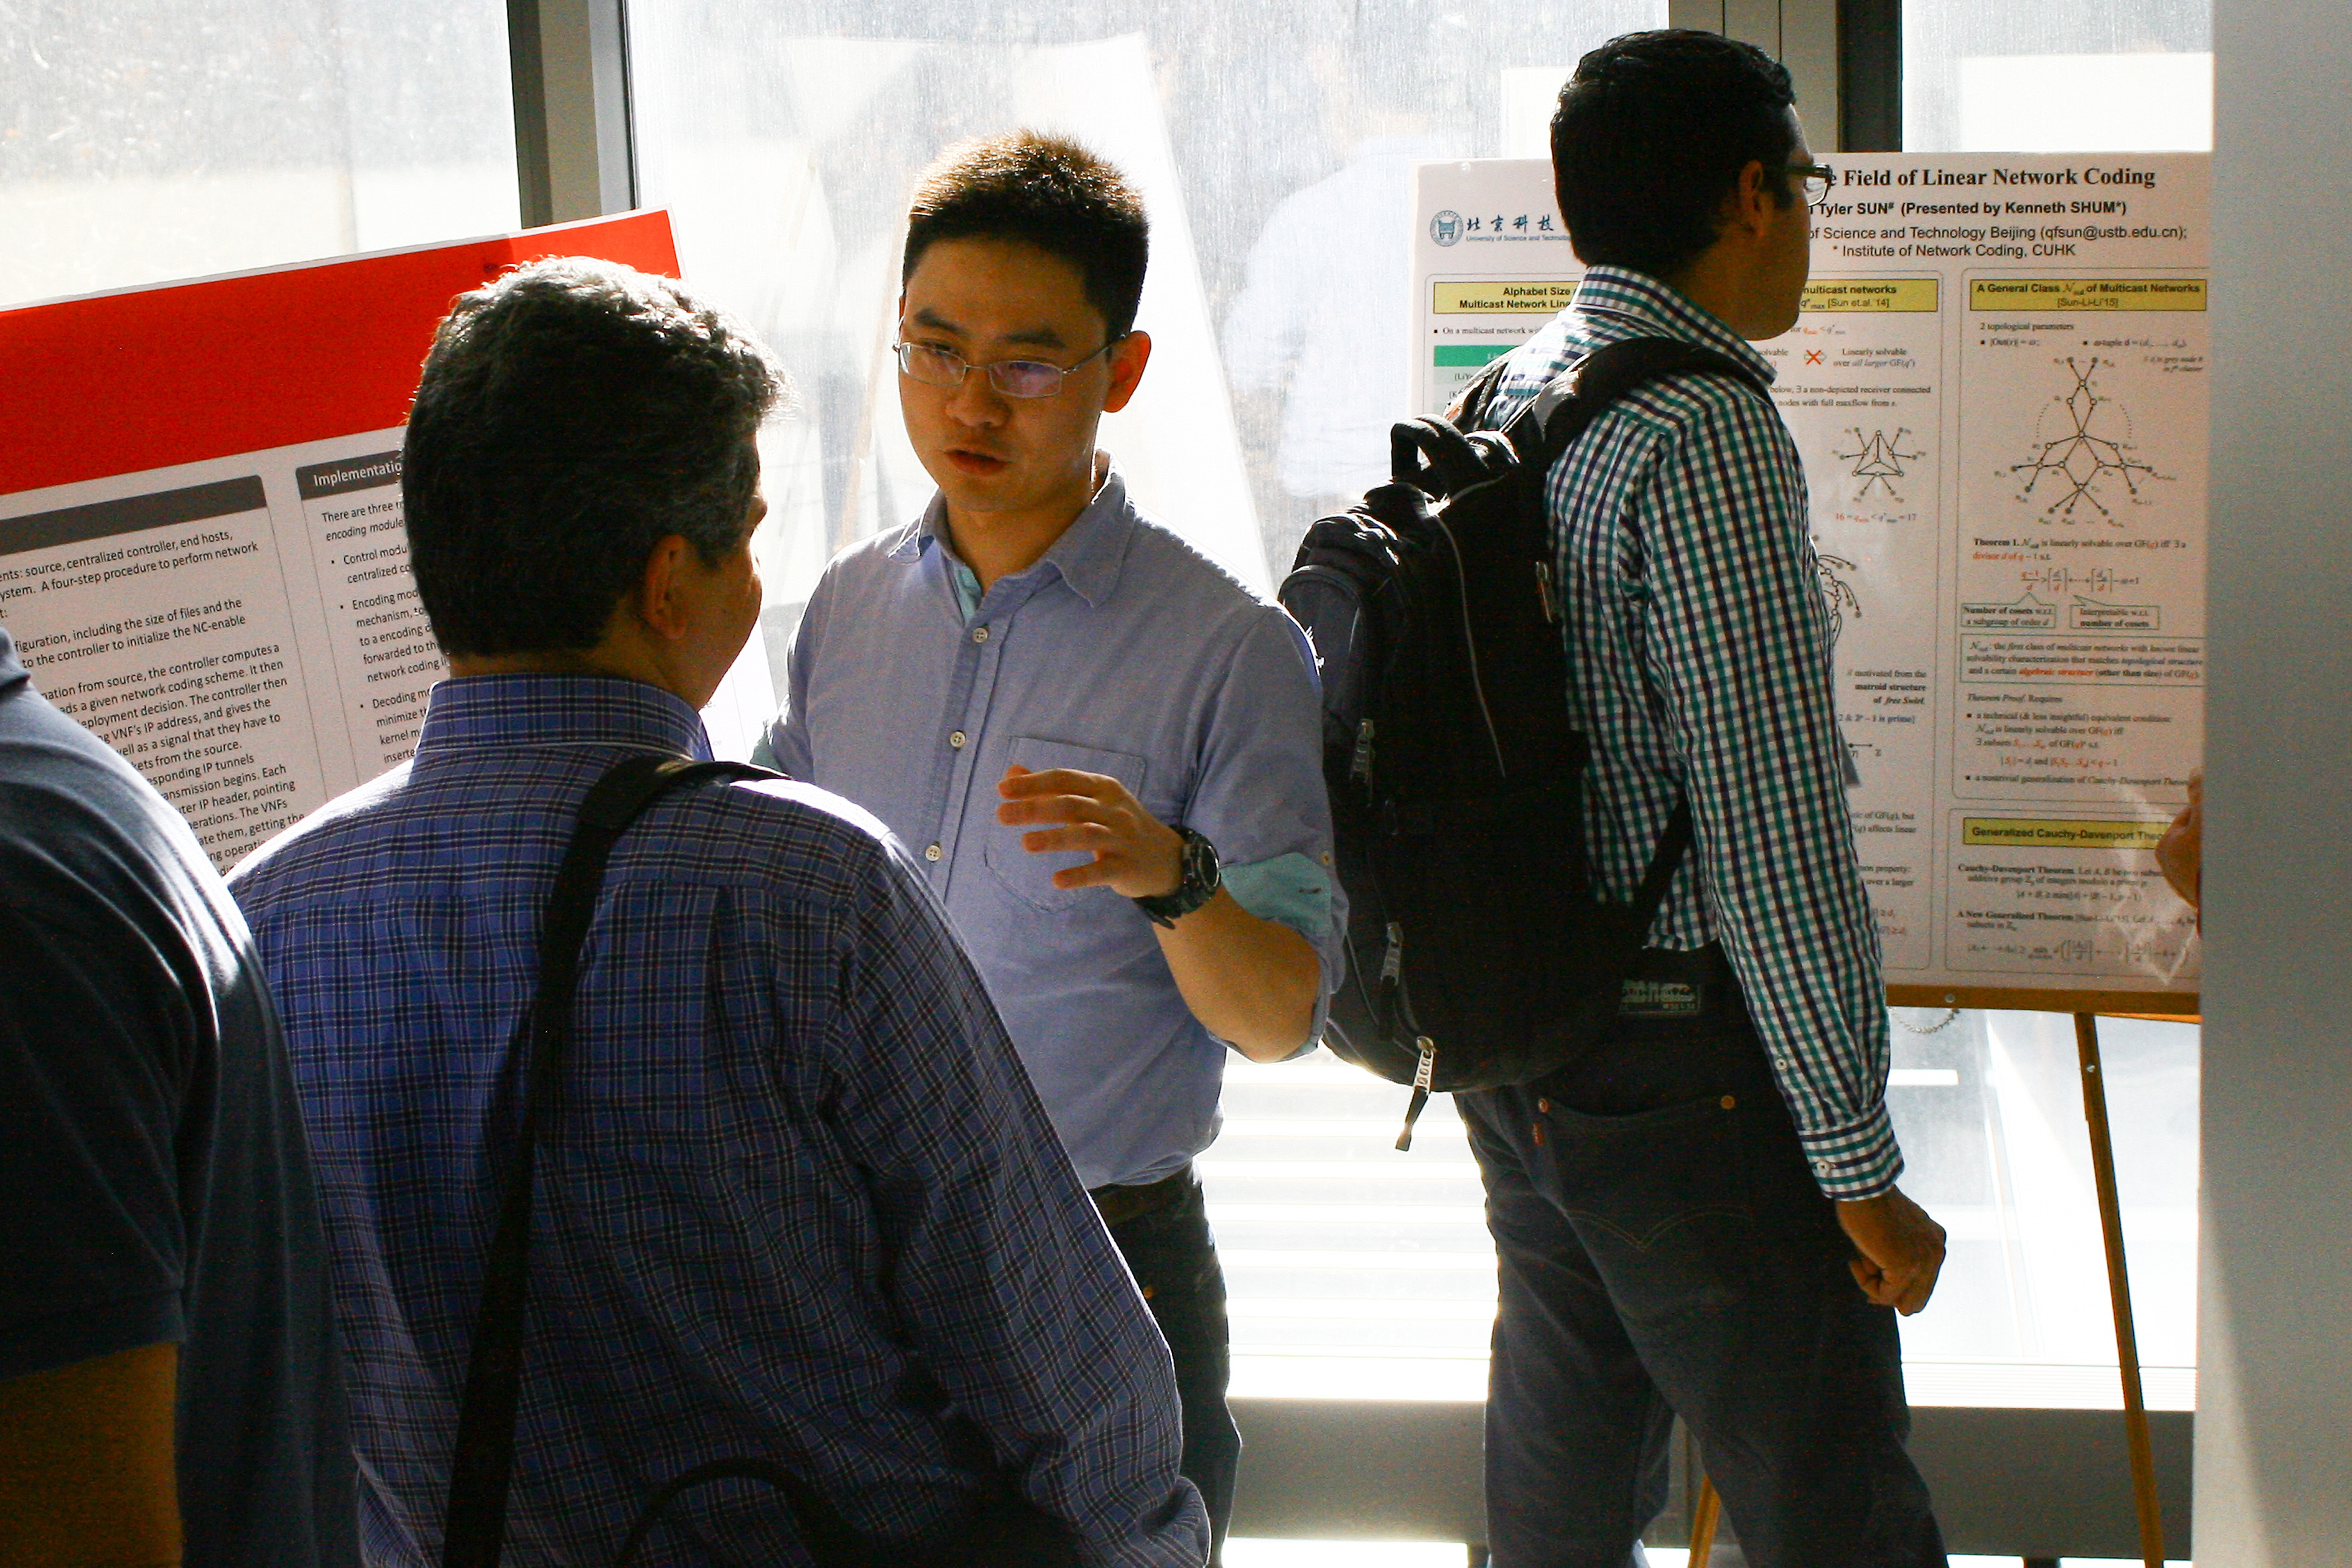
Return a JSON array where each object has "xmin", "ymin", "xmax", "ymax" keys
[{"xmin": 0, "ymin": 626, "xmax": 357, "ymax": 1566}]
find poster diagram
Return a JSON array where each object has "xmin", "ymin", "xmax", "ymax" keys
[
  {"xmin": 1417, "ymin": 154, "xmax": 2207, "ymax": 1005},
  {"xmin": 2008, "ymin": 356, "xmax": 2163, "ymax": 521},
  {"xmin": 1837, "ymin": 426, "xmax": 1924, "ymax": 500},
  {"xmin": 1818, "ymin": 554, "xmax": 1864, "ymax": 640},
  {"xmin": 0, "ymin": 212, "xmax": 682, "ymax": 871}
]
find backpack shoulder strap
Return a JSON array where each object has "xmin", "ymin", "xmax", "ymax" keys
[
  {"xmin": 1509, "ymin": 336, "xmax": 1769, "ymax": 472},
  {"xmin": 1444, "ymin": 349, "xmax": 1519, "ymax": 431},
  {"xmin": 1492, "ymin": 337, "xmax": 1744, "ymax": 927},
  {"xmin": 441, "ymin": 754, "xmax": 780, "ymax": 1568}
]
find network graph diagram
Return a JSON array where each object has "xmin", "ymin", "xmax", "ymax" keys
[
  {"xmin": 1834, "ymin": 426, "xmax": 1924, "ymax": 500},
  {"xmin": 2009, "ymin": 356, "xmax": 2161, "ymax": 523},
  {"xmin": 1817, "ymin": 552, "xmax": 1863, "ymax": 641}
]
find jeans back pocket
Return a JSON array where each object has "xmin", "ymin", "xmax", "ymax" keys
[{"xmin": 1539, "ymin": 1092, "xmax": 1757, "ymax": 1319}]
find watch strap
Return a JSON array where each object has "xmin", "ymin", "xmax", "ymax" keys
[{"xmin": 1134, "ymin": 826, "xmax": 1220, "ymax": 927}]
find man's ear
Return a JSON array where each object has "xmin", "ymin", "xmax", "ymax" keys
[
  {"xmin": 1102, "ymin": 330, "xmax": 1153, "ymax": 415},
  {"xmin": 631, "ymin": 534, "xmax": 695, "ymax": 644},
  {"xmin": 1723, "ymin": 158, "xmax": 1781, "ymax": 244}
]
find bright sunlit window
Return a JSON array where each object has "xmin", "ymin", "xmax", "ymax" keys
[
  {"xmin": 640, "ymin": 0, "xmax": 2212, "ymax": 1415},
  {"xmin": 0, "ymin": 0, "xmax": 520, "ymax": 309},
  {"xmin": 627, "ymin": 0, "xmax": 1665, "ymax": 1403},
  {"xmin": 1904, "ymin": 0, "xmax": 2213, "ymax": 152}
]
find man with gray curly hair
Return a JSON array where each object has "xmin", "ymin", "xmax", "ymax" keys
[{"xmin": 231, "ymin": 258, "xmax": 1207, "ymax": 1567}]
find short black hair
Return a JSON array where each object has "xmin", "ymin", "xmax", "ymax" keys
[
  {"xmin": 902, "ymin": 131, "xmax": 1149, "ymax": 341},
  {"xmin": 1551, "ymin": 30, "xmax": 1800, "ymax": 278},
  {"xmin": 403, "ymin": 258, "xmax": 788, "ymax": 658}
]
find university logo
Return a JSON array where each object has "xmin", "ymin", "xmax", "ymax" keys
[{"xmin": 1429, "ymin": 210, "xmax": 1463, "ymax": 246}]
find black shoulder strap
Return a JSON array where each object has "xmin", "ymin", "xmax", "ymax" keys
[
  {"xmin": 1631, "ymin": 798, "xmax": 1695, "ymax": 937},
  {"xmin": 1501, "ymin": 337, "xmax": 1734, "ymax": 927},
  {"xmin": 1512, "ymin": 336, "xmax": 1769, "ymax": 472},
  {"xmin": 1445, "ymin": 350, "xmax": 1519, "ymax": 430},
  {"xmin": 441, "ymin": 754, "xmax": 780, "ymax": 1568}
]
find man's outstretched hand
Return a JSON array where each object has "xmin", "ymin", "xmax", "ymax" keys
[
  {"xmin": 995, "ymin": 763, "xmax": 1183, "ymax": 898},
  {"xmin": 1835, "ymin": 1188, "xmax": 1946, "ymax": 1315}
]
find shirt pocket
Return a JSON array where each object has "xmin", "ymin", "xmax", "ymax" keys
[{"xmin": 982, "ymin": 736, "xmax": 1152, "ymax": 915}]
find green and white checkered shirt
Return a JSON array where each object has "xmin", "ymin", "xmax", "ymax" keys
[{"xmin": 1479, "ymin": 266, "xmax": 1900, "ymax": 1200}]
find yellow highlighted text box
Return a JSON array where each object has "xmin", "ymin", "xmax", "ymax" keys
[
  {"xmin": 1961, "ymin": 817, "xmax": 2167, "ymax": 851},
  {"xmin": 1802, "ymin": 278, "xmax": 1941, "ymax": 313},
  {"xmin": 1968, "ymin": 278, "xmax": 2208, "ymax": 312},
  {"xmin": 1434, "ymin": 280, "xmax": 1578, "ymax": 314}
]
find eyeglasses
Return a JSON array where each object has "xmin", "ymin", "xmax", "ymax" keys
[
  {"xmin": 893, "ymin": 337, "xmax": 1120, "ymax": 399},
  {"xmin": 1791, "ymin": 163, "xmax": 1836, "ymax": 206}
]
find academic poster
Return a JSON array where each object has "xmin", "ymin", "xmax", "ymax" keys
[
  {"xmin": 0, "ymin": 213, "xmax": 682, "ymax": 871},
  {"xmin": 1413, "ymin": 154, "xmax": 2207, "ymax": 1010}
]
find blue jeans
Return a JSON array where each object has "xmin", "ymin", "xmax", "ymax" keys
[
  {"xmin": 1457, "ymin": 987, "xmax": 1947, "ymax": 1567},
  {"xmin": 1105, "ymin": 1171, "xmax": 1240, "ymax": 1566}
]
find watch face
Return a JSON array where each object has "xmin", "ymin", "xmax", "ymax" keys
[
  {"xmin": 1137, "ymin": 828, "xmax": 1219, "ymax": 924},
  {"xmin": 1187, "ymin": 831, "xmax": 1220, "ymax": 890}
]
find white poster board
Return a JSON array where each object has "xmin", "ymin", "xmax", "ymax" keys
[
  {"xmin": 1413, "ymin": 154, "xmax": 2208, "ymax": 1010},
  {"xmin": 2, "ymin": 440, "xmax": 429, "ymax": 869}
]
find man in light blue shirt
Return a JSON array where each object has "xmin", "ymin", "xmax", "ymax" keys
[{"xmin": 757, "ymin": 131, "xmax": 1341, "ymax": 1562}]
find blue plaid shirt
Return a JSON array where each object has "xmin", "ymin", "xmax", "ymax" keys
[
  {"xmin": 229, "ymin": 675, "xmax": 1206, "ymax": 1567},
  {"xmin": 1480, "ymin": 267, "xmax": 1901, "ymax": 1200}
]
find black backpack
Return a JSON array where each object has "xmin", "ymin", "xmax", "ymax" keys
[{"xmin": 1277, "ymin": 338, "xmax": 1765, "ymax": 1146}]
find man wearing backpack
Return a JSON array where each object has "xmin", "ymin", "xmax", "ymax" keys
[
  {"xmin": 1455, "ymin": 33, "xmax": 1949, "ymax": 1566},
  {"xmin": 756, "ymin": 132, "xmax": 1342, "ymax": 1563}
]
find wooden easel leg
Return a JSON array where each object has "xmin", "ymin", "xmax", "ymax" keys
[
  {"xmin": 1687, "ymin": 1476, "xmax": 1721, "ymax": 1566},
  {"xmin": 2074, "ymin": 1011, "xmax": 2167, "ymax": 1568}
]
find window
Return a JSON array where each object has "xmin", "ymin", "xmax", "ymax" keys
[
  {"xmin": 1880, "ymin": 1009, "xmax": 2198, "ymax": 1410},
  {"xmin": 1903, "ymin": 0, "xmax": 2213, "ymax": 152},
  {"xmin": 628, "ymin": 0, "xmax": 1664, "ymax": 1397},
  {"xmin": 1, "ymin": 0, "xmax": 520, "ymax": 310},
  {"xmin": 629, "ymin": 0, "xmax": 1660, "ymax": 688},
  {"xmin": 635, "ymin": 2, "xmax": 2202, "ymax": 1411}
]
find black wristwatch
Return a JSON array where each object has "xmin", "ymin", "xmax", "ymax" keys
[{"xmin": 1133, "ymin": 826, "xmax": 1220, "ymax": 928}]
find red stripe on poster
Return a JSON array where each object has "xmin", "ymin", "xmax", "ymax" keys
[{"xmin": 0, "ymin": 211, "xmax": 680, "ymax": 497}]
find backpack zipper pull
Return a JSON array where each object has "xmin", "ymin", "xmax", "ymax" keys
[
  {"xmin": 1534, "ymin": 559, "xmax": 1561, "ymax": 624},
  {"xmin": 1350, "ymin": 717, "xmax": 1376, "ymax": 783},
  {"xmin": 1396, "ymin": 1036, "xmax": 1437, "ymax": 1152},
  {"xmin": 1380, "ymin": 921, "xmax": 1404, "ymax": 983}
]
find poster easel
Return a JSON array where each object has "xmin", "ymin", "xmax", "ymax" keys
[{"xmin": 1889, "ymin": 980, "xmax": 2196, "ymax": 1568}]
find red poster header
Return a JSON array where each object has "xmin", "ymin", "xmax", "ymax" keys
[{"xmin": 0, "ymin": 211, "xmax": 681, "ymax": 497}]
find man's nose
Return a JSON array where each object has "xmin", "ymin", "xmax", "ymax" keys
[{"xmin": 945, "ymin": 365, "xmax": 1008, "ymax": 426}]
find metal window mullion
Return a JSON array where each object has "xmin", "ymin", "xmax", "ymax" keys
[{"xmin": 506, "ymin": 0, "xmax": 637, "ymax": 229}]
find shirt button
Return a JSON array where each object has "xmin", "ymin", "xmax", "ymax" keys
[
  {"xmin": 971, "ymin": 626, "xmax": 990, "ymax": 644},
  {"xmin": 924, "ymin": 843, "xmax": 942, "ymax": 862},
  {"xmin": 949, "ymin": 730, "xmax": 967, "ymax": 749}
]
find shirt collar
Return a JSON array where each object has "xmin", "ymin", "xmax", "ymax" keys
[
  {"xmin": 887, "ymin": 457, "xmax": 1137, "ymax": 609},
  {"xmin": 1570, "ymin": 265, "xmax": 1779, "ymax": 386},
  {"xmin": 414, "ymin": 673, "xmax": 713, "ymax": 760}
]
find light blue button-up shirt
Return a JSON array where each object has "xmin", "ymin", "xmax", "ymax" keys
[{"xmin": 760, "ymin": 465, "xmax": 1342, "ymax": 1189}]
